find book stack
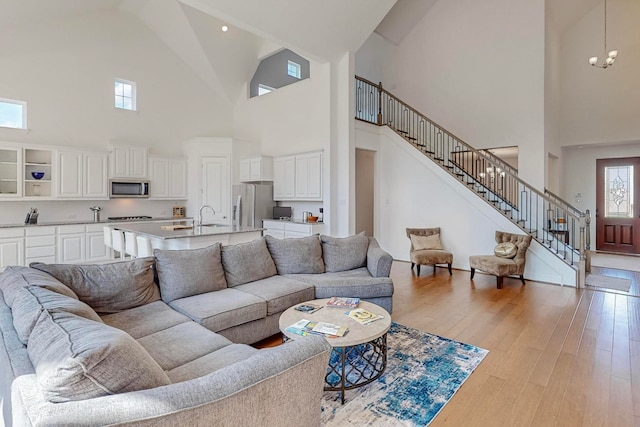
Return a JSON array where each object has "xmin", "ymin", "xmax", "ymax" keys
[
  {"xmin": 326, "ymin": 297, "xmax": 360, "ymax": 308},
  {"xmin": 285, "ymin": 319, "xmax": 348, "ymax": 338}
]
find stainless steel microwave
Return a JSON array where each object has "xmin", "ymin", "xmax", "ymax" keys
[{"xmin": 109, "ymin": 180, "xmax": 150, "ymax": 198}]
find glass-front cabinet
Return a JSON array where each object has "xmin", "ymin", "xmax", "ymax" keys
[{"xmin": 0, "ymin": 146, "xmax": 22, "ymax": 198}]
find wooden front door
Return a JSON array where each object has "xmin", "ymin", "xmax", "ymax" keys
[{"xmin": 596, "ymin": 157, "xmax": 640, "ymax": 253}]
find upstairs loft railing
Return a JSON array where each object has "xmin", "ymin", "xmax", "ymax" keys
[{"xmin": 355, "ymin": 76, "xmax": 590, "ymax": 270}]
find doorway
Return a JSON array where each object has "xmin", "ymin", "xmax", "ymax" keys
[
  {"xmin": 596, "ymin": 157, "xmax": 640, "ymax": 254},
  {"xmin": 356, "ymin": 149, "xmax": 375, "ymax": 236}
]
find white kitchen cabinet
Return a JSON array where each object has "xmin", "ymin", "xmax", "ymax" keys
[
  {"xmin": 109, "ymin": 144, "xmax": 148, "ymax": 178},
  {"xmin": 25, "ymin": 226, "xmax": 56, "ymax": 265},
  {"xmin": 262, "ymin": 220, "xmax": 325, "ymax": 238},
  {"xmin": 0, "ymin": 146, "xmax": 22, "ymax": 198},
  {"xmin": 201, "ymin": 156, "xmax": 231, "ymax": 224},
  {"xmin": 85, "ymin": 224, "xmax": 111, "ymax": 263},
  {"xmin": 273, "ymin": 156, "xmax": 296, "ymax": 200},
  {"xmin": 149, "ymin": 157, "xmax": 187, "ymax": 200},
  {"xmin": 57, "ymin": 150, "xmax": 108, "ymax": 199},
  {"xmin": 0, "ymin": 228, "xmax": 24, "ymax": 272},
  {"xmin": 57, "ymin": 225, "xmax": 86, "ymax": 264},
  {"xmin": 273, "ymin": 151, "xmax": 321, "ymax": 201},
  {"xmin": 23, "ymin": 148, "xmax": 53, "ymax": 198},
  {"xmin": 239, "ymin": 156, "xmax": 273, "ymax": 182}
]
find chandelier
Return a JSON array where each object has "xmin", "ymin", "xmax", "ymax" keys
[{"xmin": 589, "ymin": 0, "xmax": 618, "ymax": 69}]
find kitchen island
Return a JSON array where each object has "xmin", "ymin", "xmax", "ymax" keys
[{"xmin": 112, "ymin": 221, "xmax": 263, "ymax": 250}]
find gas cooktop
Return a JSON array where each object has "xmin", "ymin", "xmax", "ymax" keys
[{"xmin": 108, "ymin": 216, "xmax": 153, "ymax": 221}]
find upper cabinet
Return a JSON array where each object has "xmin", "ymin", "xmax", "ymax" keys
[
  {"xmin": 0, "ymin": 146, "xmax": 22, "ymax": 198},
  {"xmin": 57, "ymin": 150, "xmax": 108, "ymax": 199},
  {"xmin": 273, "ymin": 151, "xmax": 322, "ymax": 201},
  {"xmin": 23, "ymin": 148, "xmax": 53, "ymax": 198},
  {"xmin": 239, "ymin": 156, "xmax": 273, "ymax": 182},
  {"xmin": 109, "ymin": 144, "xmax": 148, "ymax": 178},
  {"xmin": 149, "ymin": 156, "xmax": 187, "ymax": 200}
]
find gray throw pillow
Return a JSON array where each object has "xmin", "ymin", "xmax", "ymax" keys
[
  {"xmin": 221, "ymin": 238, "xmax": 277, "ymax": 287},
  {"xmin": 27, "ymin": 310, "xmax": 171, "ymax": 403},
  {"xmin": 154, "ymin": 243, "xmax": 227, "ymax": 303},
  {"xmin": 12, "ymin": 285, "xmax": 102, "ymax": 345},
  {"xmin": 264, "ymin": 235, "xmax": 325, "ymax": 274},
  {"xmin": 31, "ymin": 258, "xmax": 160, "ymax": 314},
  {"xmin": 321, "ymin": 233, "xmax": 370, "ymax": 273}
]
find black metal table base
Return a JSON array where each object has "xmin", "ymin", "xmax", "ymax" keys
[{"xmin": 324, "ymin": 333, "xmax": 387, "ymax": 404}]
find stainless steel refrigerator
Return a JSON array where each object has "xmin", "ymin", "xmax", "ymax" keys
[{"xmin": 232, "ymin": 183, "xmax": 276, "ymax": 228}]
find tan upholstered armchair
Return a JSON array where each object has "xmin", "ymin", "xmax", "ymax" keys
[
  {"xmin": 469, "ymin": 231, "xmax": 533, "ymax": 289},
  {"xmin": 406, "ymin": 227, "xmax": 453, "ymax": 275}
]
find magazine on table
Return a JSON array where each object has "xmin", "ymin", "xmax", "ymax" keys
[
  {"xmin": 326, "ymin": 297, "xmax": 360, "ymax": 308},
  {"xmin": 285, "ymin": 319, "xmax": 348, "ymax": 338},
  {"xmin": 346, "ymin": 308, "xmax": 384, "ymax": 325}
]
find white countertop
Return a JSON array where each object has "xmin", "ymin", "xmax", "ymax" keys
[
  {"xmin": 112, "ymin": 221, "xmax": 263, "ymax": 240},
  {"xmin": 0, "ymin": 217, "xmax": 191, "ymax": 229}
]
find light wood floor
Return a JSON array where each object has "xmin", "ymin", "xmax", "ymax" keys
[{"xmin": 258, "ymin": 261, "xmax": 640, "ymax": 426}]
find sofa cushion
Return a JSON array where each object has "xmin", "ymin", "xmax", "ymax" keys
[
  {"xmin": 264, "ymin": 235, "xmax": 325, "ymax": 274},
  {"xmin": 233, "ymin": 276, "xmax": 316, "ymax": 316},
  {"xmin": 288, "ymin": 272, "xmax": 394, "ymax": 300},
  {"xmin": 27, "ymin": 310, "xmax": 171, "ymax": 403},
  {"xmin": 0, "ymin": 266, "xmax": 78, "ymax": 308},
  {"xmin": 101, "ymin": 300, "xmax": 192, "ymax": 339},
  {"xmin": 136, "ymin": 321, "xmax": 234, "ymax": 371},
  {"xmin": 221, "ymin": 238, "xmax": 277, "ymax": 287},
  {"xmin": 169, "ymin": 288, "xmax": 266, "ymax": 332},
  {"xmin": 154, "ymin": 243, "xmax": 227, "ymax": 303},
  {"xmin": 320, "ymin": 233, "xmax": 369, "ymax": 273},
  {"xmin": 31, "ymin": 258, "xmax": 160, "ymax": 314},
  {"xmin": 12, "ymin": 285, "xmax": 102, "ymax": 345},
  {"xmin": 166, "ymin": 344, "xmax": 259, "ymax": 383}
]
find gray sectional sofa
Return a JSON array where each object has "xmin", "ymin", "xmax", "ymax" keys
[{"xmin": 0, "ymin": 233, "xmax": 393, "ymax": 426}]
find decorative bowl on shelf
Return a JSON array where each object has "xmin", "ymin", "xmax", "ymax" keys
[
  {"xmin": 307, "ymin": 216, "xmax": 319, "ymax": 223},
  {"xmin": 31, "ymin": 172, "xmax": 45, "ymax": 180}
]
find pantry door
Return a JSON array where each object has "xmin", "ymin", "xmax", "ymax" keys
[{"xmin": 596, "ymin": 157, "xmax": 640, "ymax": 253}]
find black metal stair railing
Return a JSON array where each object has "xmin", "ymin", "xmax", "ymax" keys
[{"xmin": 355, "ymin": 76, "xmax": 589, "ymax": 269}]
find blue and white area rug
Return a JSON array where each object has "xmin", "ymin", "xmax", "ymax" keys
[{"xmin": 321, "ymin": 322, "xmax": 489, "ymax": 426}]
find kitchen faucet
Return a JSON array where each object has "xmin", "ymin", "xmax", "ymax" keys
[{"xmin": 198, "ymin": 205, "xmax": 216, "ymax": 226}]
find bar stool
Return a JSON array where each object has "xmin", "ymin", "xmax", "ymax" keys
[
  {"xmin": 111, "ymin": 229, "xmax": 127, "ymax": 260},
  {"xmin": 136, "ymin": 235, "xmax": 154, "ymax": 258},
  {"xmin": 124, "ymin": 231, "xmax": 138, "ymax": 259},
  {"xmin": 103, "ymin": 226, "xmax": 114, "ymax": 259}
]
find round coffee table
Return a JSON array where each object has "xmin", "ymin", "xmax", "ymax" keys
[{"xmin": 279, "ymin": 298, "xmax": 391, "ymax": 403}]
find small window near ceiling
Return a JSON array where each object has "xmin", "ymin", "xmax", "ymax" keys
[
  {"xmin": 114, "ymin": 78, "xmax": 136, "ymax": 111},
  {"xmin": 258, "ymin": 84, "xmax": 275, "ymax": 96},
  {"xmin": 0, "ymin": 97, "xmax": 27, "ymax": 129},
  {"xmin": 287, "ymin": 60, "xmax": 301, "ymax": 79}
]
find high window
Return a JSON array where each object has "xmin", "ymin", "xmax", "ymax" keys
[
  {"xmin": 0, "ymin": 97, "xmax": 27, "ymax": 129},
  {"xmin": 115, "ymin": 79, "xmax": 136, "ymax": 111},
  {"xmin": 287, "ymin": 60, "xmax": 301, "ymax": 79}
]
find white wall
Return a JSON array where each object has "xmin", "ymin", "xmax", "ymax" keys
[
  {"xmin": 357, "ymin": 122, "xmax": 577, "ymax": 286},
  {"xmin": 0, "ymin": 9, "xmax": 231, "ymax": 156},
  {"xmin": 559, "ymin": 0, "xmax": 640, "ymax": 148},
  {"xmin": 378, "ymin": 0, "xmax": 546, "ymax": 189}
]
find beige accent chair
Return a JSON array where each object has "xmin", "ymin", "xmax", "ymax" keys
[
  {"xmin": 406, "ymin": 227, "xmax": 453, "ymax": 275},
  {"xmin": 469, "ymin": 231, "xmax": 533, "ymax": 289}
]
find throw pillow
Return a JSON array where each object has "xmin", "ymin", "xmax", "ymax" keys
[
  {"xmin": 410, "ymin": 233, "xmax": 444, "ymax": 250},
  {"xmin": 264, "ymin": 235, "xmax": 325, "ymax": 275},
  {"xmin": 12, "ymin": 285, "xmax": 102, "ymax": 345},
  {"xmin": 320, "ymin": 233, "xmax": 369, "ymax": 273},
  {"xmin": 154, "ymin": 243, "xmax": 227, "ymax": 303},
  {"xmin": 221, "ymin": 238, "xmax": 277, "ymax": 287},
  {"xmin": 494, "ymin": 242, "xmax": 518, "ymax": 258},
  {"xmin": 30, "ymin": 258, "xmax": 160, "ymax": 314},
  {"xmin": 27, "ymin": 310, "xmax": 171, "ymax": 403}
]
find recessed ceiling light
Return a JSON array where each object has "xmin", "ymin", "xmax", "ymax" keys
[{"xmin": 221, "ymin": 25, "xmax": 229, "ymax": 32}]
